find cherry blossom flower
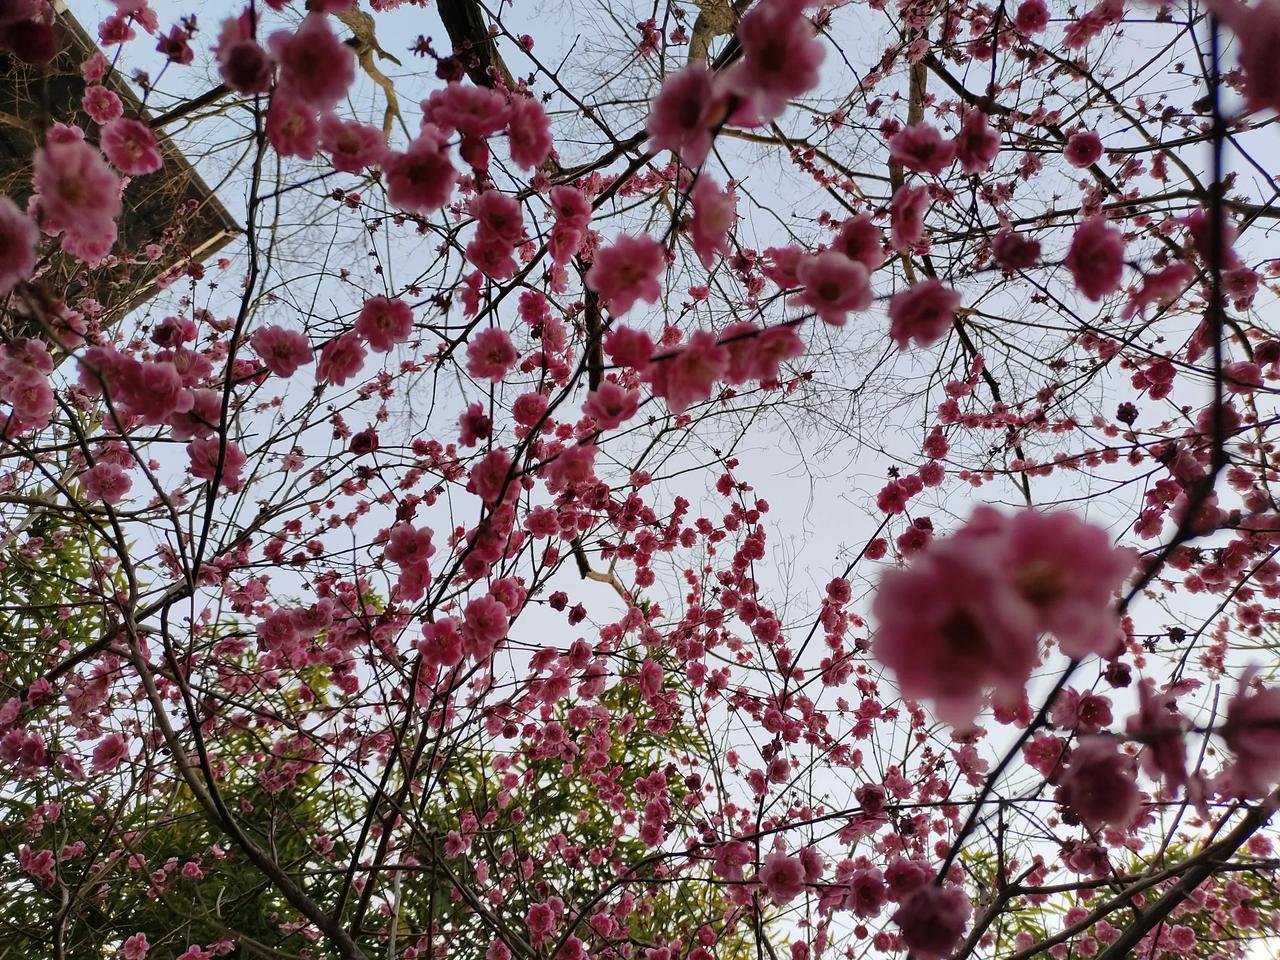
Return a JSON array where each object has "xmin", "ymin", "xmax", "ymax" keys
[
  {"xmin": 586, "ymin": 234, "xmax": 665, "ymax": 316},
  {"xmin": 892, "ymin": 884, "xmax": 971, "ymax": 960},
  {"xmin": 265, "ymin": 95, "xmax": 319, "ymax": 160},
  {"xmin": 1055, "ymin": 736, "xmax": 1140, "ymax": 828},
  {"xmin": 269, "ymin": 13, "xmax": 354, "ymax": 111},
  {"xmin": 383, "ymin": 126, "xmax": 457, "ymax": 216},
  {"xmin": 355, "ymin": 296, "xmax": 413, "ymax": 352},
  {"xmin": 1064, "ymin": 130, "xmax": 1104, "ymax": 168},
  {"xmin": 507, "ymin": 96, "xmax": 553, "ymax": 169},
  {"xmin": 100, "ymin": 117, "xmax": 161, "ymax": 175},
  {"xmin": 1221, "ymin": 668, "xmax": 1280, "ymax": 797},
  {"xmin": 992, "ymin": 229, "xmax": 1041, "ymax": 271},
  {"xmin": 466, "ymin": 328, "xmax": 518, "ymax": 383},
  {"xmin": 793, "ymin": 252, "xmax": 872, "ymax": 326},
  {"xmin": 955, "ymin": 111, "xmax": 1000, "ymax": 173},
  {"xmin": 317, "ymin": 331, "xmax": 366, "ymax": 386},
  {"xmin": 888, "ymin": 278, "xmax": 961, "ymax": 349},
  {"xmin": 82, "ymin": 85, "xmax": 123, "ymax": 123},
  {"xmin": 82, "ymin": 462, "xmax": 132, "ymax": 505},
  {"xmin": 728, "ymin": 0, "xmax": 825, "ymax": 121},
  {"xmin": 583, "ymin": 381, "xmax": 640, "ymax": 429},
  {"xmin": 647, "ymin": 330, "xmax": 728, "ymax": 413},
  {"xmin": 31, "ymin": 127, "xmax": 121, "ymax": 266},
  {"xmin": 423, "ymin": 83, "xmax": 510, "ymax": 138},
  {"xmin": 646, "ymin": 63, "xmax": 721, "ymax": 168},
  {"xmin": 1015, "ymin": 0, "xmax": 1050, "ymax": 32},
  {"xmin": 688, "ymin": 177, "xmax": 736, "ymax": 269},
  {"xmin": 0, "ymin": 197, "xmax": 37, "ymax": 294},
  {"xmin": 216, "ymin": 12, "xmax": 274, "ymax": 95},
  {"xmin": 119, "ymin": 933, "xmax": 150, "ymax": 959},
  {"xmin": 872, "ymin": 518, "xmax": 1040, "ymax": 726},
  {"xmin": 1127, "ymin": 680, "xmax": 1188, "ymax": 791},
  {"xmin": 187, "ymin": 438, "xmax": 247, "ymax": 489},
  {"xmin": 1217, "ymin": 0, "xmax": 1280, "ymax": 114},
  {"xmin": 1065, "ymin": 217, "xmax": 1125, "ymax": 301},
  {"xmin": 889, "ymin": 124, "xmax": 957, "ymax": 175},
  {"xmin": 834, "ymin": 214, "xmax": 886, "ymax": 271},
  {"xmin": 889, "ymin": 184, "xmax": 929, "ymax": 252},
  {"xmin": 1000, "ymin": 507, "xmax": 1133, "ymax": 658},
  {"xmin": 251, "ymin": 325, "xmax": 312, "ymax": 377},
  {"xmin": 758, "ymin": 850, "xmax": 806, "ymax": 904},
  {"xmin": 91, "ymin": 732, "xmax": 129, "ymax": 773},
  {"xmin": 318, "ymin": 114, "xmax": 386, "ymax": 173}
]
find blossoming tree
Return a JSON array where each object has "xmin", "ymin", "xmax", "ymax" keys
[{"xmin": 3, "ymin": 0, "xmax": 1280, "ymax": 957}]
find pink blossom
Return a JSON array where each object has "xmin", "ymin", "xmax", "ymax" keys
[
  {"xmin": 384, "ymin": 127, "xmax": 457, "ymax": 215},
  {"xmin": 793, "ymin": 252, "xmax": 872, "ymax": 326},
  {"xmin": 758, "ymin": 850, "xmax": 806, "ymax": 904},
  {"xmin": 269, "ymin": 13, "xmax": 354, "ymax": 110},
  {"xmin": 82, "ymin": 85, "xmax": 123, "ymax": 123},
  {"xmin": 889, "ymin": 124, "xmax": 957, "ymax": 175},
  {"xmin": 743, "ymin": 323, "xmax": 805, "ymax": 383},
  {"xmin": 119, "ymin": 933, "xmax": 150, "ymax": 959},
  {"xmin": 417, "ymin": 617, "xmax": 464, "ymax": 667},
  {"xmin": 583, "ymin": 381, "xmax": 640, "ymax": 429},
  {"xmin": 0, "ymin": 197, "xmax": 37, "ymax": 294},
  {"xmin": 265, "ymin": 95, "xmax": 319, "ymax": 160},
  {"xmin": 123, "ymin": 361, "xmax": 193, "ymax": 425},
  {"xmin": 872, "ymin": 516, "xmax": 1040, "ymax": 726},
  {"xmin": 468, "ymin": 448, "xmax": 512, "ymax": 505},
  {"xmin": 251, "ymin": 325, "xmax": 312, "ymax": 377},
  {"xmin": 187, "ymin": 439, "xmax": 247, "ymax": 489},
  {"xmin": 604, "ymin": 325, "xmax": 656, "ymax": 369},
  {"xmin": 83, "ymin": 462, "xmax": 132, "ymax": 505},
  {"xmin": 507, "ymin": 96, "xmax": 553, "ymax": 169},
  {"xmin": 1222, "ymin": 668, "xmax": 1280, "ymax": 797},
  {"xmin": 955, "ymin": 111, "xmax": 1000, "ymax": 173},
  {"xmin": 763, "ymin": 244, "xmax": 806, "ymax": 287},
  {"xmin": 1065, "ymin": 218, "xmax": 1125, "ymax": 301},
  {"xmin": 91, "ymin": 732, "xmax": 129, "ymax": 773},
  {"xmin": 101, "ymin": 118, "xmax": 162, "ymax": 175},
  {"xmin": 466, "ymin": 327, "xmax": 518, "ymax": 383},
  {"xmin": 31, "ymin": 128, "xmax": 121, "ymax": 266},
  {"xmin": 317, "ymin": 331, "xmax": 366, "ymax": 386},
  {"xmin": 525, "ymin": 901, "xmax": 558, "ymax": 946},
  {"xmin": 472, "ymin": 190, "xmax": 524, "ymax": 247},
  {"xmin": 384, "ymin": 522, "xmax": 434, "ymax": 567},
  {"xmin": 888, "ymin": 278, "xmax": 961, "ymax": 349},
  {"xmin": 992, "ymin": 229, "xmax": 1041, "ymax": 271},
  {"xmin": 467, "ymin": 235, "xmax": 517, "ymax": 280},
  {"xmin": 889, "ymin": 184, "xmax": 929, "ymax": 252},
  {"xmin": 834, "ymin": 214, "xmax": 886, "ymax": 272},
  {"xmin": 1217, "ymin": 0, "xmax": 1280, "ymax": 114},
  {"xmin": 1015, "ymin": 0, "xmax": 1050, "ymax": 32},
  {"xmin": 586, "ymin": 234, "xmax": 665, "ymax": 317},
  {"xmin": 1064, "ymin": 130, "xmax": 1104, "ymax": 168},
  {"xmin": 688, "ymin": 177, "xmax": 736, "ymax": 269},
  {"xmin": 847, "ymin": 868, "xmax": 888, "ymax": 917},
  {"xmin": 646, "ymin": 63, "xmax": 721, "ymax": 167},
  {"xmin": 550, "ymin": 185, "xmax": 591, "ymax": 230},
  {"xmin": 423, "ymin": 83, "xmax": 510, "ymax": 138},
  {"xmin": 1224, "ymin": 360, "xmax": 1262, "ymax": 394},
  {"xmin": 728, "ymin": 0, "xmax": 825, "ymax": 121},
  {"xmin": 1055, "ymin": 736, "xmax": 1140, "ymax": 828},
  {"xmin": 892, "ymin": 885, "xmax": 971, "ymax": 960},
  {"xmin": 1127, "ymin": 680, "xmax": 1187, "ymax": 791},
  {"xmin": 216, "ymin": 12, "xmax": 274, "ymax": 95},
  {"xmin": 647, "ymin": 330, "xmax": 728, "ymax": 413},
  {"xmin": 463, "ymin": 594, "xmax": 509, "ymax": 660},
  {"xmin": 355, "ymin": 296, "xmax": 413, "ymax": 352},
  {"xmin": 1001, "ymin": 508, "xmax": 1132, "ymax": 657},
  {"xmin": 318, "ymin": 114, "xmax": 386, "ymax": 173}
]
